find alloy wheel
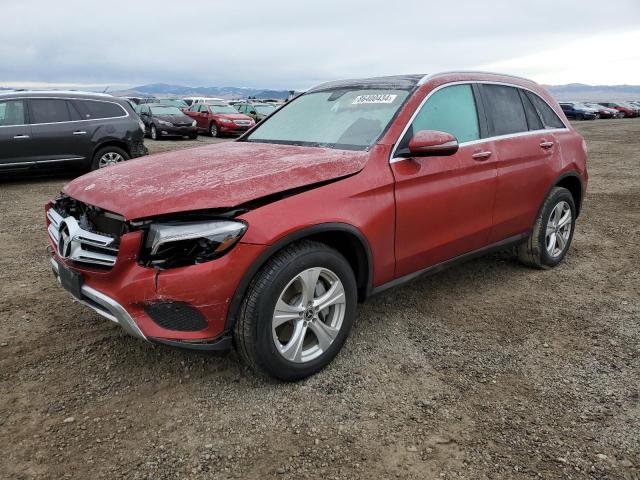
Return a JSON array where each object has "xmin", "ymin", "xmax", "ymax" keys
[
  {"xmin": 272, "ymin": 267, "xmax": 346, "ymax": 363},
  {"xmin": 151, "ymin": 125, "xmax": 157, "ymax": 140},
  {"xmin": 98, "ymin": 152, "xmax": 124, "ymax": 168},
  {"xmin": 545, "ymin": 200, "xmax": 572, "ymax": 257}
]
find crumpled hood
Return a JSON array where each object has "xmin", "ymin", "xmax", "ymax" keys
[{"xmin": 63, "ymin": 142, "xmax": 369, "ymax": 220}]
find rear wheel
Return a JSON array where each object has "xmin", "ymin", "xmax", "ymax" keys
[
  {"xmin": 518, "ymin": 187, "xmax": 576, "ymax": 269},
  {"xmin": 234, "ymin": 241, "xmax": 357, "ymax": 381},
  {"xmin": 91, "ymin": 146, "xmax": 129, "ymax": 170},
  {"xmin": 209, "ymin": 122, "xmax": 219, "ymax": 137}
]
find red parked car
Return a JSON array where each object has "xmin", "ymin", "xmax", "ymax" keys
[
  {"xmin": 597, "ymin": 102, "xmax": 637, "ymax": 118},
  {"xmin": 184, "ymin": 102, "xmax": 255, "ymax": 137},
  {"xmin": 47, "ymin": 71, "xmax": 588, "ymax": 380}
]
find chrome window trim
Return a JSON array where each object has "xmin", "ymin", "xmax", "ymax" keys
[
  {"xmin": 0, "ymin": 97, "xmax": 128, "ymax": 128},
  {"xmin": 389, "ymin": 80, "xmax": 569, "ymax": 164}
]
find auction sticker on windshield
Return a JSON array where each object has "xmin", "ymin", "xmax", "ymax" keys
[{"xmin": 352, "ymin": 94, "xmax": 398, "ymax": 104}]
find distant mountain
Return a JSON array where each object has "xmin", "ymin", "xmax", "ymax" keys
[
  {"xmin": 545, "ymin": 83, "xmax": 640, "ymax": 101},
  {"xmin": 112, "ymin": 83, "xmax": 291, "ymax": 100},
  {"xmin": 4, "ymin": 81, "xmax": 639, "ymax": 102}
]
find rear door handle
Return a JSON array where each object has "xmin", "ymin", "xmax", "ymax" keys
[
  {"xmin": 540, "ymin": 140, "xmax": 554, "ymax": 149},
  {"xmin": 13, "ymin": 134, "xmax": 30, "ymax": 139},
  {"xmin": 472, "ymin": 150, "xmax": 492, "ymax": 160},
  {"xmin": 73, "ymin": 131, "xmax": 87, "ymax": 135}
]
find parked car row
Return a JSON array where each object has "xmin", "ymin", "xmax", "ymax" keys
[
  {"xmin": 559, "ymin": 101, "xmax": 640, "ymax": 120},
  {"xmin": 125, "ymin": 96, "xmax": 280, "ymax": 140}
]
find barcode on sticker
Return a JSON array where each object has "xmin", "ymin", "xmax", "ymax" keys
[{"xmin": 352, "ymin": 94, "xmax": 397, "ymax": 105}]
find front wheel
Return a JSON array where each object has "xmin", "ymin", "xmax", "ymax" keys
[
  {"xmin": 209, "ymin": 122, "xmax": 220, "ymax": 137},
  {"xmin": 518, "ymin": 187, "xmax": 576, "ymax": 269},
  {"xmin": 234, "ymin": 241, "xmax": 357, "ymax": 381}
]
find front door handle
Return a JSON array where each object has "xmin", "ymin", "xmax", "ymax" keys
[
  {"xmin": 540, "ymin": 140, "xmax": 554, "ymax": 149},
  {"xmin": 73, "ymin": 131, "xmax": 87, "ymax": 135},
  {"xmin": 13, "ymin": 134, "xmax": 30, "ymax": 139},
  {"xmin": 472, "ymin": 150, "xmax": 492, "ymax": 161}
]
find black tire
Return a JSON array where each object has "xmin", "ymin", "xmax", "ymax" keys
[
  {"xmin": 209, "ymin": 122, "xmax": 219, "ymax": 137},
  {"xmin": 150, "ymin": 124, "xmax": 161, "ymax": 140},
  {"xmin": 91, "ymin": 146, "xmax": 130, "ymax": 171},
  {"xmin": 517, "ymin": 186, "xmax": 576, "ymax": 269},
  {"xmin": 234, "ymin": 240, "xmax": 357, "ymax": 381},
  {"xmin": 188, "ymin": 132, "xmax": 198, "ymax": 140}
]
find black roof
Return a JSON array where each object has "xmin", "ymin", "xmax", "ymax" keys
[{"xmin": 308, "ymin": 74, "xmax": 426, "ymax": 92}]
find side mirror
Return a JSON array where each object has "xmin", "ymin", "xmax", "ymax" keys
[
  {"xmin": 408, "ymin": 130, "xmax": 459, "ymax": 157},
  {"xmin": 250, "ymin": 110, "xmax": 257, "ymax": 115}
]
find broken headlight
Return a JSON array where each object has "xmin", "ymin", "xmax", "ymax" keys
[{"xmin": 140, "ymin": 220, "xmax": 247, "ymax": 269}]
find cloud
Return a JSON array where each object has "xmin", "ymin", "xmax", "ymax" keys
[{"xmin": 1, "ymin": 0, "xmax": 639, "ymax": 89}]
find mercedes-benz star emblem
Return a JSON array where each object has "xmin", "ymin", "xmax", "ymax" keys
[{"xmin": 58, "ymin": 221, "xmax": 72, "ymax": 258}]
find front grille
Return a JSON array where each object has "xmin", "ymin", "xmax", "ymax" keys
[
  {"xmin": 234, "ymin": 120, "xmax": 251, "ymax": 126},
  {"xmin": 47, "ymin": 197, "xmax": 123, "ymax": 268}
]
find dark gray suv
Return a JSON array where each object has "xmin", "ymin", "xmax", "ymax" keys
[{"xmin": 0, "ymin": 91, "xmax": 147, "ymax": 174}]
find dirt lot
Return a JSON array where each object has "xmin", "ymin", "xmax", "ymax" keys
[{"xmin": 1, "ymin": 122, "xmax": 638, "ymax": 480}]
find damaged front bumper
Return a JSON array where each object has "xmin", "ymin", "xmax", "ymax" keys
[
  {"xmin": 47, "ymin": 226, "xmax": 266, "ymax": 351},
  {"xmin": 51, "ymin": 257, "xmax": 147, "ymax": 340}
]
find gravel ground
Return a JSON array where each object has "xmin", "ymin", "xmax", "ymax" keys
[{"xmin": 0, "ymin": 122, "xmax": 638, "ymax": 479}]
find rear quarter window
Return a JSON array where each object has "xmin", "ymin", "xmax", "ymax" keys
[
  {"xmin": 73, "ymin": 100, "xmax": 126, "ymax": 120},
  {"xmin": 525, "ymin": 92, "xmax": 566, "ymax": 129}
]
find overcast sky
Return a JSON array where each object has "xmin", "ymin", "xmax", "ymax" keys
[{"xmin": 1, "ymin": 0, "xmax": 639, "ymax": 90}]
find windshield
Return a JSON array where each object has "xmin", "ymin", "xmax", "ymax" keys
[
  {"xmin": 150, "ymin": 106, "xmax": 184, "ymax": 116},
  {"xmin": 255, "ymin": 104, "xmax": 276, "ymax": 114},
  {"xmin": 245, "ymin": 88, "xmax": 410, "ymax": 150},
  {"xmin": 158, "ymin": 99, "xmax": 187, "ymax": 108},
  {"xmin": 210, "ymin": 104, "xmax": 238, "ymax": 114}
]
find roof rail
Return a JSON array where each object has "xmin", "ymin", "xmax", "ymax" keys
[
  {"xmin": 418, "ymin": 71, "xmax": 536, "ymax": 85},
  {"xmin": 0, "ymin": 89, "xmax": 113, "ymax": 96}
]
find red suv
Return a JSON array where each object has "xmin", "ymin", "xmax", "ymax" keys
[
  {"xmin": 47, "ymin": 72, "xmax": 588, "ymax": 381},
  {"xmin": 184, "ymin": 102, "xmax": 255, "ymax": 137}
]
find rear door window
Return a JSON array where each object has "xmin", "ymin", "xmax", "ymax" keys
[
  {"xmin": 525, "ymin": 92, "xmax": 566, "ymax": 129},
  {"xmin": 0, "ymin": 99, "xmax": 26, "ymax": 126},
  {"xmin": 481, "ymin": 84, "xmax": 528, "ymax": 136},
  {"xmin": 29, "ymin": 99, "xmax": 72, "ymax": 124},
  {"xmin": 405, "ymin": 84, "xmax": 480, "ymax": 144}
]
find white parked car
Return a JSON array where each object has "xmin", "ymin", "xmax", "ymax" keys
[{"xmin": 183, "ymin": 97, "xmax": 226, "ymax": 107}]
